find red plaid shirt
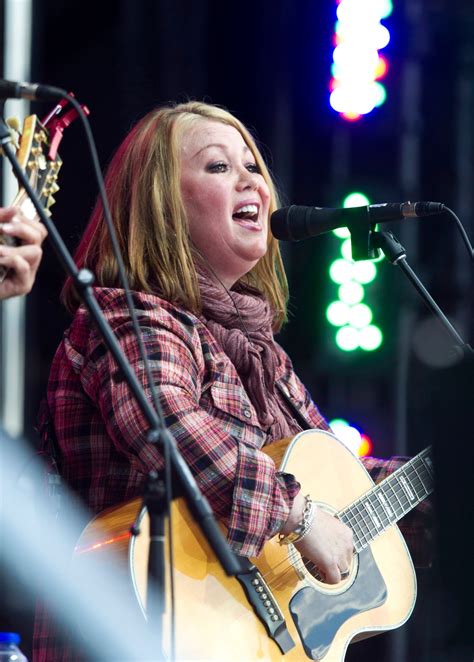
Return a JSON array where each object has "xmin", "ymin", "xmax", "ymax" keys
[
  {"xmin": 33, "ymin": 287, "xmax": 431, "ymax": 661},
  {"xmin": 41, "ymin": 287, "xmax": 331, "ymax": 555}
]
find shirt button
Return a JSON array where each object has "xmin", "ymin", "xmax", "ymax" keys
[{"xmin": 243, "ymin": 408, "xmax": 252, "ymax": 419}]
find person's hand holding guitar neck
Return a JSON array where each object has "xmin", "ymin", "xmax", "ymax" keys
[{"xmin": 0, "ymin": 206, "xmax": 47, "ymax": 300}]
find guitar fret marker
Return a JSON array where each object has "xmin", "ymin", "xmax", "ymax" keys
[
  {"xmin": 386, "ymin": 481, "xmax": 404, "ymax": 517},
  {"xmin": 365, "ymin": 501, "xmax": 382, "ymax": 529},
  {"xmin": 378, "ymin": 491, "xmax": 394, "ymax": 520},
  {"xmin": 369, "ymin": 493, "xmax": 390, "ymax": 527},
  {"xmin": 399, "ymin": 475, "xmax": 416, "ymax": 501}
]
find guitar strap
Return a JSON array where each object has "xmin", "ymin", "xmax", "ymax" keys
[{"xmin": 276, "ymin": 382, "xmax": 313, "ymax": 431}]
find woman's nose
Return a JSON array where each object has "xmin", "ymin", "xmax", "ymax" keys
[{"xmin": 237, "ymin": 168, "xmax": 259, "ymax": 191}]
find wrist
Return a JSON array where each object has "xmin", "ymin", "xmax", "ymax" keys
[{"xmin": 278, "ymin": 494, "xmax": 316, "ymax": 545}]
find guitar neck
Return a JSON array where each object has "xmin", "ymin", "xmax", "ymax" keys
[{"xmin": 338, "ymin": 447, "xmax": 434, "ymax": 553}]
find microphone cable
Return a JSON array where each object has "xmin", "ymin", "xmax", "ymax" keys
[{"xmin": 442, "ymin": 206, "xmax": 474, "ymax": 259}]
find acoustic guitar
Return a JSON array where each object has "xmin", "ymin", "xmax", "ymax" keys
[{"xmin": 74, "ymin": 429, "xmax": 433, "ymax": 661}]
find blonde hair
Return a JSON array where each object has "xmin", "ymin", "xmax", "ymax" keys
[{"xmin": 62, "ymin": 101, "xmax": 288, "ymax": 329}]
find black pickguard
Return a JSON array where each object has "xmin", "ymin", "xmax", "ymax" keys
[{"xmin": 289, "ymin": 546, "xmax": 387, "ymax": 660}]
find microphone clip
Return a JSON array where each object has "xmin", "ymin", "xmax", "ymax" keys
[{"xmin": 348, "ymin": 220, "xmax": 382, "ymax": 261}]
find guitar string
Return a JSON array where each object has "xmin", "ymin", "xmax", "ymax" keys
[
  {"xmin": 259, "ymin": 554, "xmax": 333, "ymax": 590},
  {"xmin": 258, "ymin": 470, "xmax": 430, "ymax": 585},
  {"xmin": 259, "ymin": 455, "xmax": 433, "ymax": 590},
  {"xmin": 258, "ymin": 544, "xmax": 350, "ymax": 586}
]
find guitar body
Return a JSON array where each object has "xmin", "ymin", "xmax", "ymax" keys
[{"xmin": 74, "ymin": 430, "xmax": 417, "ymax": 661}]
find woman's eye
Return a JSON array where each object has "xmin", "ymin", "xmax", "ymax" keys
[
  {"xmin": 246, "ymin": 163, "xmax": 260, "ymax": 174},
  {"xmin": 207, "ymin": 162, "xmax": 228, "ymax": 173}
]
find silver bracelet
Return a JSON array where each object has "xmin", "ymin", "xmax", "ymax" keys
[
  {"xmin": 294, "ymin": 502, "xmax": 316, "ymax": 543},
  {"xmin": 278, "ymin": 494, "xmax": 316, "ymax": 545}
]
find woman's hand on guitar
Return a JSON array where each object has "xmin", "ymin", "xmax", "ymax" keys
[
  {"xmin": 294, "ymin": 506, "xmax": 354, "ymax": 584},
  {"xmin": 0, "ymin": 206, "xmax": 47, "ymax": 300}
]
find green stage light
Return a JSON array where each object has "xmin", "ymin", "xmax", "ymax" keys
[
  {"xmin": 380, "ymin": 0, "xmax": 393, "ymax": 19},
  {"xmin": 326, "ymin": 301, "xmax": 351, "ymax": 327},
  {"xmin": 338, "ymin": 281, "xmax": 364, "ymax": 305},
  {"xmin": 326, "ymin": 190, "xmax": 384, "ymax": 353},
  {"xmin": 342, "ymin": 192, "xmax": 370, "ymax": 207},
  {"xmin": 341, "ymin": 238, "xmax": 353, "ymax": 261},
  {"xmin": 336, "ymin": 325, "xmax": 360, "ymax": 351},
  {"xmin": 373, "ymin": 82, "xmax": 387, "ymax": 107},
  {"xmin": 329, "ymin": 417, "xmax": 349, "ymax": 430},
  {"xmin": 339, "ymin": 241, "xmax": 379, "ymax": 283},
  {"xmin": 333, "ymin": 226, "xmax": 351, "ymax": 239},
  {"xmin": 347, "ymin": 303, "xmax": 373, "ymax": 328},
  {"xmin": 329, "ymin": 258, "xmax": 353, "ymax": 284},
  {"xmin": 352, "ymin": 260, "xmax": 377, "ymax": 284},
  {"xmin": 358, "ymin": 324, "xmax": 383, "ymax": 350}
]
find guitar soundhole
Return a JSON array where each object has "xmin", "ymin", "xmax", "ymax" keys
[{"xmin": 288, "ymin": 547, "xmax": 358, "ymax": 595}]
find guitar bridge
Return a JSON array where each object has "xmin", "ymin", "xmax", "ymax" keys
[{"xmin": 236, "ymin": 560, "xmax": 295, "ymax": 655}]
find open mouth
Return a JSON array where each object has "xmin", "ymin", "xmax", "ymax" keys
[{"xmin": 232, "ymin": 203, "xmax": 260, "ymax": 225}]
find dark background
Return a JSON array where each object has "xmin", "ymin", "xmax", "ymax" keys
[{"xmin": 1, "ymin": 0, "xmax": 473, "ymax": 659}]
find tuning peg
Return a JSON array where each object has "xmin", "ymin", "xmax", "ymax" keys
[
  {"xmin": 34, "ymin": 130, "xmax": 47, "ymax": 143},
  {"xmin": 2, "ymin": 117, "xmax": 21, "ymax": 151},
  {"xmin": 6, "ymin": 117, "xmax": 20, "ymax": 131}
]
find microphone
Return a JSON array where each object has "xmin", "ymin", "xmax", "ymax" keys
[
  {"xmin": 271, "ymin": 201, "xmax": 446, "ymax": 241},
  {"xmin": 0, "ymin": 79, "xmax": 66, "ymax": 101}
]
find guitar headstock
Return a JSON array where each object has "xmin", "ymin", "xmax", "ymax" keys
[
  {"xmin": 11, "ymin": 113, "xmax": 62, "ymax": 217},
  {"xmin": 0, "ymin": 96, "xmax": 89, "ymax": 281}
]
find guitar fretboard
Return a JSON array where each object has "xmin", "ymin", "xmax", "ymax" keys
[{"xmin": 338, "ymin": 447, "xmax": 434, "ymax": 553}]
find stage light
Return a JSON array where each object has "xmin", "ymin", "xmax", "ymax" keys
[
  {"xmin": 341, "ymin": 238, "xmax": 353, "ymax": 261},
  {"xmin": 342, "ymin": 192, "xmax": 370, "ymax": 207},
  {"xmin": 358, "ymin": 324, "xmax": 383, "ymax": 350},
  {"xmin": 326, "ymin": 301, "xmax": 351, "ymax": 326},
  {"xmin": 336, "ymin": 325, "xmax": 360, "ymax": 351},
  {"xmin": 326, "ymin": 191, "xmax": 384, "ymax": 352},
  {"xmin": 333, "ymin": 226, "xmax": 351, "ymax": 239},
  {"xmin": 373, "ymin": 81, "xmax": 387, "ymax": 107},
  {"xmin": 329, "ymin": 418, "xmax": 361, "ymax": 455},
  {"xmin": 358, "ymin": 433, "xmax": 374, "ymax": 457},
  {"xmin": 352, "ymin": 260, "xmax": 378, "ymax": 284},
  {"xmin": 329, "ymin": 0, "xmax": 391, "ymax": 120},
  {"xmin": 329, "ymin": 418, "xmax": 375, "ymax": 457},
  {"xmin": 338, "ymin": 281, "xmax": 365, "ymax": 305},
  {"xmin": 329, "ymin": 258, "xmax": 354, "ymax": 284},
  {"xmin": 375, "ymin": 55, "xmax": 389, "ymax": 79},
  {"xmin": 347, "ymin": 303, "xmax": 373, "ymax": 328}
]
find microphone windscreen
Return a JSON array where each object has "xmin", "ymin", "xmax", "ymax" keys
[{"xmin": 271, "ymin": 206, "xmax": 316, "ymax": 241}]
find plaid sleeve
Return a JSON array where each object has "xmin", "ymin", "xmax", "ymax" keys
[
  {"xmin": 361, "ymin": 455, "xmax": 433, "ymax": 568},
  {"xmin": 80, "ymin": 295, "xmax": 296, "ymax": 557}
]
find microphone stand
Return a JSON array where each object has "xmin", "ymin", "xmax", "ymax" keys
[
  {"xmin": 370, "ymin": 230, "xmax": 473, "ymax": 359},
  {"xmin": 0, "ymin": 116, "xmax": 244, "ymax": 659}
]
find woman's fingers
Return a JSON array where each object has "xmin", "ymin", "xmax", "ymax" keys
[
  {"xmin": 294, "ymin": 508, "xmax": 354, "ymax": 585},
  {"xmin": 0, "ymin": 207, "xmax": 48, "ymax": 245},
  {"xmin": 0, "ymin": 207, "xmax": 47, "ymax": 299}
]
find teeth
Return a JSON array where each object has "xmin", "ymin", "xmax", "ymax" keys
[{"xmin": 235, "ymin": 204, "xmax": 258, "ymax": 215}]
